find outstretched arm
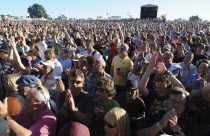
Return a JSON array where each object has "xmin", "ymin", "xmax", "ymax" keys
[
  {"xmin": 9, "ymin": 37, "xmax": 26, "ymax": 70},
  {"xmin": 139, "ymin": 53, "xmax": 158, "ymax": 97}
]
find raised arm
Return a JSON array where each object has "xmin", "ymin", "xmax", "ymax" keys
[
  {"xmin": 108, "ymin": 26, "xmax": 114, "ymax": 45},
  {"xmin": 53, "ymin": 32, "xmax": 63, "ymax": 49},
  {"xmin": 115, "ymin": 23, "xmax": 124, "ymax": 43},
  {"xmin": 139, "ymin": 53, "xmax": 158, "ymax": 97},
  {"xmin": 9, "ymin": 37, "xmax": 26, "ymax": 70}
]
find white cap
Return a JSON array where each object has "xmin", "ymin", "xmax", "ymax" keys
[
  {"xmin": 163, "ymin": 45, "xmax": 171, "ymax": 51},
  {"xmin": 41, "ymin": 61, "xmax": 55, "ymax": 69}
]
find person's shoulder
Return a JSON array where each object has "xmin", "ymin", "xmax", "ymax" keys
[
  {"xmin": 113, "ymin": 55, "xmax": 119, "ymax": 60},
  {"xmin": 110, "ymin": 99, "xmax": 121, "ymax": 106},
  {"xmin": 81, "ymin": 90, "xmax": 94, "ymax": 99},
  {"xmin": 104, "ymin": 72, "xmax": 113, "ymax": 79}
]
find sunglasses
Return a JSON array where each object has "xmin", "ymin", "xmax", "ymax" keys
[
  {"xmin": 95, "ymin": 87, "xmax": 105, "ymax": 93},
  {"xmin": 105, "ymin": 121, "xmax": 117, "ymax": 128},
  {"xmin": 69, "ymin": 80, "xmax": 82, "ymax": 84}
]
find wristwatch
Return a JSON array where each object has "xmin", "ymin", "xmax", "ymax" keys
[
  {"xmin": 173, "ymin": 127, "xmax": 183, "ymax": 135},
  {"xmin": 3, "ymin": 116, "xmax": 12, "ymax": 121}
]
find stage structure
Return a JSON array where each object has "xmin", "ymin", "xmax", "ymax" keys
[{"xmin": 140, "ymin": 4, "xmax": 158, "ymax": 19}]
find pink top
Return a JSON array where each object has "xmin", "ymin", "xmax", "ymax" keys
[{"xmin": 15, "ymin": 108, "xmax": 57, "ymax": 136}]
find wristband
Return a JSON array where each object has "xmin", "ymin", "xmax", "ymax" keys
[
  {"xmin": 156, "ymin": 122, "xmax": 163, "ymax": 132},
  {"xmin": 3, "ymin": 116, "xmax": 12, "ymax": 121},
  {"xmin": 164, "ymin": 70, "xmax": 173, "ymax": 76},
  {"xmin": 173, "ymin": 127, "xmax": 183, "ymax": 135}
]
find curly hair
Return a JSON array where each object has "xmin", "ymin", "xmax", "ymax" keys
[{"xmin": 95, "ymin": 77, "xmax": 115, "ymax": 97}]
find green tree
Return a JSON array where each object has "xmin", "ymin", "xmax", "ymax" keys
[
  {"xmin": 189, "ymin": 15, "xmax": 202, "ymax": 21},
  {"xmin": 27, "ymin": 3, "xmax": 49, "ymax": 18}
]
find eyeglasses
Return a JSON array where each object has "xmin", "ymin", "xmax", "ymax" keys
[
  {"xmin": 168, "ymin": 98, "xmax": 185, "ymax": 106},
  {"xmin": 95, "ymin": 87, "xmax": 105, "ymax": 93},
  {"xmin": 69, "ymin": 80, "xmax": 83, "ymax": 84},
  {"xmin": 119, "ymin": 48, "xmax": 126, "ymax": 51},
  {"xmin": 105, "ymin": 121, "xmax": 117, "ymax": 128}
]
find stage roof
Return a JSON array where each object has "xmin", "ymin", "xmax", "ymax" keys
[{"xmin": 141, "ymin": 4, "xmax": 158, "ymax": 8}]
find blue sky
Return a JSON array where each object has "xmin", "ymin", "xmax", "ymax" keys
[{"xmin": 0, "ymin": 0, "xmax": 209, "ymax": 20}]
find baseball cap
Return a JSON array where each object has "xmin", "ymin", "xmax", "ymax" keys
[
  {"xmin": 41, "ymin": 61, "xmax": 55, "ymax": 69},
  {"xmin": 16, "ymin": 75, "xmax": 38, "ymax": 86},
  {"xmin": 163, "ymin": 45, "xmax": 171, "ymax": 51},
  {"xmin": 0, "ymin": 46, "xmax": 10, "ymax": 53}
]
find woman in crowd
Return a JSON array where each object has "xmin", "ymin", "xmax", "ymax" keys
[{"xmin": 104, "ymin": 107, "xmax": 131, "ymax": 136}]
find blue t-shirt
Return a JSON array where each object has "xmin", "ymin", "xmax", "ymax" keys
[
  {"xmin": 58, "ymin": 58, "xmax": 72, "ymax": 79},
  {"xmin": 31, "ymin": 58, "xmax": 42, "ymax": 67}
]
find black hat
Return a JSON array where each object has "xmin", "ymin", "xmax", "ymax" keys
[
  {"xmin": 0, "ymin": 46, "xmax": 10, "ymax": 53},
  {"xmin": 125, "ymin": 80, "xmax": 138, "ymax": 90}
]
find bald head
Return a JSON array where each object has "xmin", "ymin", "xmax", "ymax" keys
[{"xmin": 95, "ymin": 59, "xmax": 106, "ymax": 67}]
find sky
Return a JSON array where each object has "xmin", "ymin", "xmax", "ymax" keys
[{"xmin": 0, "ymin": 0, "xmax": 209, "ymax": 20}]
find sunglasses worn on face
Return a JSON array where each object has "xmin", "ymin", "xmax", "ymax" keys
[
  {"xmin": 95, "ymin": 88, "xmax": 105, "ymax": 93},
  {"xmin": 105, "ymin": 122, "xmax": 117, "ymax": 128},
  {"xmin": 69, "ymin": 80, "xmax": 82, "ymax": 84}
]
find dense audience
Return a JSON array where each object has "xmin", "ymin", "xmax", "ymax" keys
[{"xmin": 0, "ymin": 19, "xmax": 210, "ymax": 136}]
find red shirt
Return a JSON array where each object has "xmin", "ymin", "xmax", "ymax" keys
[{"xmin": 108, "ymin": 42, "xmax": 117, "ymax": 62}]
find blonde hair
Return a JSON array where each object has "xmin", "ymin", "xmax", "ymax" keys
[
  {"xmin": 104, "ymin": 108, "xmax": 131, "ymax": 136},
  {"xmin": 44, "ymin": 49, "xmax": 55, "ymax": 57},
  {"xmin": 4, "ymin": 74, "xmax": 21, "ymax": 91}
]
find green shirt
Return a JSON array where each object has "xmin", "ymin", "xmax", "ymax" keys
[{"xmin": 94, "ymin": 98, "xmax": 120, "ymax": 114}]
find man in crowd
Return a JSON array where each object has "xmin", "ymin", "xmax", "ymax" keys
[
  {"xmin": 85, "ymin": 59, "xmax": 113, "ymax": 97},
  {"xmin": 0, "ymin": 86, "xmax": 57, "ymax": 136},
  {"xmin": 136, "ymin": 87, "xmax": 198, "ymax": 136},
  {"xmin": 57, "ymin": 69, "xmax": 94, "ymax": 130},
  {"xmin": 0, "ymin": 46, "xmax": 13, "ymax": 100},
  {"xmin": 110, "ymin": 43, "xmax": 133, "ymax": 95},
  {"xmin": 83, "ymin": 39, "xmax": 103, "ymax": 60}
]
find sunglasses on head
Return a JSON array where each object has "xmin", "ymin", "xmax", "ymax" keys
[
  {"xmin": 105, "ymin": 121, "xmax": 117, "ymax": 128},
  {"xmin": 34, "ymin": 86, "xmax": 47, "ymax": 102},
  {"xmin": 95, "ymin": 87, "xmax": 105, "ymax": 93},
  {"xmin": 45, "ymin": 57, "xmax": 52, "ymax": 60},
  {"xmin": 69, "ymin": 80, "xmax": 82, "ymax": 84}
]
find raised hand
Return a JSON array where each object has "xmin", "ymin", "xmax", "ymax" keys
[
  {"xmin": 156, "ymin": 61, "xmax": 167, "ymax": 73},
  {"xmin": 148, "ymin": 52, "xmax": 158, "ymax": 69},
  {"xmin": 9, "ymin": 36, "xmax": 16, "ymax": 47}
]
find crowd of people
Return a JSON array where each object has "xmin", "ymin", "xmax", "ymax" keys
[{"xmin": 0, "ymin": 19, "xmax": 210, "ymax": 136}]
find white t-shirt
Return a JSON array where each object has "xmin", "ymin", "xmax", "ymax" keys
[
  {"xmin": 127, "ymin": 72, "xmax": 141, "ymax": 87},
  {"xmin": 83, "ymin": 49, "xmax": 103, "ymax": 60},
  {"xmin": 38, "ymin": 41, "xmax": 48, "ymax": 61},
  {"xmin": 52, "ymin": 59, "xmax": 63, "ymax": 77}
]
